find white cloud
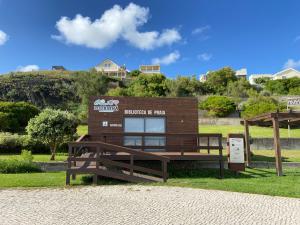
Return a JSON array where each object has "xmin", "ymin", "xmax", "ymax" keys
[
  {"xmin": 283, "ymin": 59, "xmax": 300, "ymax": 69},
  {"xmin": 192, "ymin": 25, "xmax": 210, "ymax": 35},
  {"xmin": 151, "ymin": 51, "xmax": 180, "ymax": 65},
  {"xmin": 16, "ymin": 65, "xmax": 40, "ymax": 72},
  {"xmin": 53, "ymin": 3, "xmax": 181, "ymax": 50},
  {"xmin": 197, "ymin": 53, "xmax": 212, "ymax": 61},
  {"xmin": 0, "ymin": 30, "xmax": 9, "ymax": 45},
  {"xmin": 294, "ymin": 36, "xmax": 300, "ymax": 42}
]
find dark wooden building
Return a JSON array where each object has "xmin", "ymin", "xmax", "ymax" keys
[
  {"xmin": 88, "ymin": 96, "xmax": 198, "ymax": 152},
  {"xmin": 66, "ymin": 96, "xmax": 224, "ymax": 184}
]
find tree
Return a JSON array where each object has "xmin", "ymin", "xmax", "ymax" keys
[
  {"xmin": 199, "ymin": 96, "xmax": 236, "ymax": 117},
  {"xmin": 254, "ymin": 77, "xmax": 271, "ymax": 86},
  {"xmin": 206, "ymin": 67, "xmax": 237, "ymax": 94},
  {"xmin": 26, "ymin": 109, "xmax": 78, "ymax": 160},
  {"xmin": 128, "ymin": 70, "xmax": 141, "ymax": 77},
  {"xmin": 126, "ymin": 73, "xmax": 169, "ymax": 97},
  {"xmin": 226, "ymin": 79, "xmax": 253, "ymax": 98},
  {"xmin": 75, "ymin": 72, "xmax": 112, "ymax": 106},
  {"xmin": 0, "ymin": 101, "xmax": 40, "ymax": 132},
  {"xmin": 166, "ymin": 76, "xmax": 210, "ymax": 97},
  {"xmin": 264, "ymin": 77, "xmax": 300, "ymax": 95},
  {"xmin": 106, "ymin": 87, "xmax": 128, "ymax": 96},
  {"xmin": 241, "ymin": 95, "xmax": 284, "ymax": 118}
]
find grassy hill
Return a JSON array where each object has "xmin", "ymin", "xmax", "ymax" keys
[
  {"xmin": 0, "ymin": 70, "xmax": 122, "ymax": 111},
  {"xmin": 0, "ymin": 71, "xmax": 80, "ymax": 109}
]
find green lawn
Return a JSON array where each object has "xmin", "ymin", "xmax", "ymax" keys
[
  {"xmin": 159, "ymin": 168, "xmax": 300, "ymax": 198},
  {"xmin": 0, "ymin": 168, "xmax": 299, "ymax": 198},
  {"xmin": 77, "ymin": 125, "xmax": 88, "ymax": 136},
  {"xmin": 0, "ymin": 154, "xmax": 68, "ymax": 162},
  {"xmin": 252, "ymin": 150, "xmax": 300, "ymax": 162},
  {"xmin": 199, "ymin": 125, "xmax": 300, "ymax": 138}
]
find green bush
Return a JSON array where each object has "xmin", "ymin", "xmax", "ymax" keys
[
  {"xmin": 199, "ymin": 96, "xmax": 236, "ymax": 117},
  {"xmin": 0, "ymin": 132, "xmax": 49, "ymax": 154},
  {"xmin": 241, "ymin": 96, "xmax": 284, "ymax": 118},
  {"xmin": 264, "ymin": 77, "xmax": 300, "ymax": 95},
  {"xmin": 0, "ymin": 150, "xmax": 41, "ymax": 173},
  {"xmin": 26, "ymin": 109, "xmax": 78, "ymax": 160},
  {"xmin": 0, "ymin": 101, "xmax": 40, "ymax": 132}
]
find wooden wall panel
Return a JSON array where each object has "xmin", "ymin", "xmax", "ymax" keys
[{"xmin": 88, "ymin": 96, "xmax": 198, "ymax": 151}]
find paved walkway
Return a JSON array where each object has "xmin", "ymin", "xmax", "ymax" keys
[{"xmin": 0, "ymin": 186, "xmax": 299, "ymax": 225}]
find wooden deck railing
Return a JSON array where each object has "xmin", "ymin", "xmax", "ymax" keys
[
  {"xmin": 67, "ymin": 140, "xmax": 170, "ymax": 184},
  {"xmin": 75, "ymin": 133, "xmax": 223, "ymax": 177}
]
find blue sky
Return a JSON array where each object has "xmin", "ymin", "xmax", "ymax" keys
[{"xmin": 0, "ymin": 0, "xmax": 300, "ymax": 77}]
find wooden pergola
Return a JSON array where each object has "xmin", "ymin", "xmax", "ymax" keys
[{"xmin": 242, "ymin": 111, "xmax": 300, "ymax": 176}]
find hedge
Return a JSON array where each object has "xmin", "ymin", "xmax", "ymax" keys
[
  {"xmin": 199, "ymin": 96, "xmax": 236, "ymax": 117},
  {"xmin": 0, "ymin": 132, "xmax": 68, "ymax": 154},
  {"xmin": 0, "ymin": 101, "xmax": 40, "ymax": 132},
  {"xmin": 0, "ymin": 150, "xmax": 41, "ymax": 173}
]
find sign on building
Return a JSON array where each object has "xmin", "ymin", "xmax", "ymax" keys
[{"xmin": 287, "ymin": 98, "xmax": 300, "ymax": 107}]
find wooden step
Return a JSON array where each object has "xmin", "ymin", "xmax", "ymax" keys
[{"xmin": 68, "ymin": 166, "xmax": 162, "ymax": 183}]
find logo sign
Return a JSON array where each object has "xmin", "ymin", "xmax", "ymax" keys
[
  {"xmin": 287, "ymin": 98, "xmax": 300, "ymax": 106},
  {"xmin": 94, "ymin": 99, "xmax": 119, "ymax": 112}
]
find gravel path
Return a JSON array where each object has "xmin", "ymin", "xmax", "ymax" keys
[{"xmin": 0, "ymin": 186, "xmax": 299, "ymax": 225}]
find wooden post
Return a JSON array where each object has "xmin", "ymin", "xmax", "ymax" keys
[
  {"xmin": 66, "ymin": 145, "xmax": 72, "ymax": 184},
  {"xmin": 66, "ymin": 171, "xmax": 70, "ymax": 185},
  {"xmin": 93, "ymin": 174, "xmax": 98, "ymax": 185},
  {"xmin": 130, "ymin": 155, "xmax": 134, "ymax": 176},
  {"xmin": 244, "ymin": 120, "xmax": 251, "ymax": 166},
  {"xmin": 207, "ymin": 136, "xmax": 210, "ymax": 154},
  {"xmin": 272, "ymin": 116, "xmax": 283, "ymax": 176},
  {"xmin": 162, "ymin": 161, "xmax": 167, "ymax": 182},
  {"xmin": 218, "ymin": 136, "xmax": 224, "ymax": 178}
]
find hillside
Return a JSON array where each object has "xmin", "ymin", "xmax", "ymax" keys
[{"xmin": 0, "ymin": 71, "xmax": 80, "ymax": 109}]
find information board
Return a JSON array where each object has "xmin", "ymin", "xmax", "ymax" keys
[{"xmin": 229, "ymin": 138, "xmax": 245, "ymax": 163}]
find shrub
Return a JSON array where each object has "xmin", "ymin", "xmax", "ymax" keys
[
  {"xmin": 0, "ymin": 132, "xmax": 49, "ymax": 154},
  {"xmin": 0, "ymin": 150, "xmax": 41, "ymax": 173},
  {"xmin": 0, "ymin": 101, "xmax": 40, "ymax": 132},
  {"xmin": 26, "ymin": 109, "xmax": 78, "ymax": 160},
  {"xmin": 199, "ymin": 96, "xmax": 236, "ymax": 117},
  {"xmin": 241, "ymin": 95, "xmax": 284, "ymax": 118}
]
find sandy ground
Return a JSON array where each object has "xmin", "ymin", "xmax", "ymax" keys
[{"xmin": 0, "ymin": 185, "xmax": 299, "ymax": 225}]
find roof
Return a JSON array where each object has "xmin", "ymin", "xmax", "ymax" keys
[
  {"xmin": 241, "ymin": 111, "xmax": 300, "ymax": 126},
  {"xmin": 96, "ymin": 58, "xmax": 123, "ymax": 68},
  {"xmin": 273, "ymin": 68, "xmax": 300, "ymax": 77}
]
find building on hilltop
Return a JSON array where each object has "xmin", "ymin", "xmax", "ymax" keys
[
  {"xmin": 249, "ymin": 68, "xmax": 300, "ymax": 85},
  {"xmin": 52, "ymin": 66, "xmax": 66, "ymax": 71},
  {"xmin": 139, "ymin": 65, "xmax": 161, "ymax": 74},
  {"xmin": 249, "ymin": 74, "xmax": 273, "ymax": 85},
  {"xmin": 273, "ymin": 68, "xmax": 300, "ymax": 80},
  {"xmin": 199, "ymin": 71, "xmax": 209, "ymax": 82},
  {"xmin": 199, "ymin": 68, "xmax": 246, "ymax": 82},
  {"xmin": 235, "ymin": 68, "xmax": 247, "ymax": 79},
  {"xmin": 95, "ymin": 59, "xmax": 128, "ymax": 79}
]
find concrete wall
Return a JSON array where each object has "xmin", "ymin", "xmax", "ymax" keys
[{"xmin": 217, "ymin": 138, "xmax": 300, "ymax": 150}]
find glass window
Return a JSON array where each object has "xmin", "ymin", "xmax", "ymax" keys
[
  {"xmin": 124, "ymin": 118, "xmax": 144, "ymax": 132},
  {"xmin": 124, "ymin": 136, "xmax": 142, "ymax": 146},
  {"xmin": 145, "ymin": 136, "xmax": 166, "ymax": 146},
  {"xmin": 145, "ymin": 117, "xmax": 165, "ymax": 133}
]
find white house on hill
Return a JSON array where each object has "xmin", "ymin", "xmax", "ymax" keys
[
  {"xmin": 249, "ymin": 68, "xmax": 300, "ymax": 85},
  {"xmin": 273, "ymin": 68, "xmax": 300, "ymax": 80},
  {"xmin": 94, "ymin": 59, "xmax": 128, "ymax": 79}
]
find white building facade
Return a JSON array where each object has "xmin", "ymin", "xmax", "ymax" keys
[
  {"xmin": 95, "ymin": 59, "xmax": 128, "ymax": 79},
  {"xmin": 249, "ymin": 68, "xmax": 300, "ymax": 85}
]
